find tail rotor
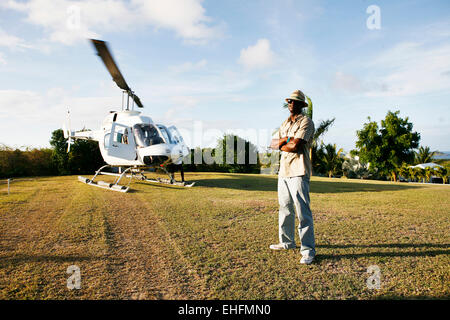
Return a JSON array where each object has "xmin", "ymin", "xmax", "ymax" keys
[{"xmin": 63, "ymin": 109, "xmax": 73, "ymax": 152}]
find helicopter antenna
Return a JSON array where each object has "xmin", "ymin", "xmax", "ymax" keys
[{"xmin": 63, "ymin": 108, "xmax": 73, "ymax": 152}]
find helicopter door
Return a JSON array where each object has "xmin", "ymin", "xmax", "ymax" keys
[
  {"xmin": 108, "ymin": 123, "xmax": 137, "ymax": 161},
  {"xmin": 168, "ymin": 125, "xmax": 189, "ymax": 158},
  {"xmin": 168, "ymin": 126, "xmax": 187, "ymax": 147}
]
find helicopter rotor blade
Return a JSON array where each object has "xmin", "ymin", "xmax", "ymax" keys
[
  {"xmin": 90, "ymin": 39, "xmax": 144, "ymax": 108},
  {"xmin": 90, "ymin": 39, "xmax": 130, "ymax": 91}
]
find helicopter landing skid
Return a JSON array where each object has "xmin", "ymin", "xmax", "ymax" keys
[
  {"xmin": 140, "ymin": 177, "xmax": 195, "ymax": 188},
  {"xmin": 78, "ymin": 165, "xmax": 195, "ymax": 192},
  {"xmin": 78, "ymin": 165, "xmax": 132, "ymax": 193},
  {"xmin": 130, "ymin": 169, "xmax": 196, "ymax": 188}
]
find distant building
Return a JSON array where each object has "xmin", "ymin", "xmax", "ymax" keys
[
  {"xmin": 409, "ymin": 163, "xmax": 444, "ymax": 183},
  {"xmin": 409, "ymin": 163, "xmax": 443, "ymax": 170}
]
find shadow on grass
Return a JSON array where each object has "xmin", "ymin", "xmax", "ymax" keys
[
  {"xmin": 194, "ymin": 174, "xmax": 422, "ymax": 193},
  {"xmin": 318, "ymin": 243, "xmax": 450, "ymax": 249},
  {"xmin": 374, "ymin": 294, "xmax": 449, "ymax": 300},
  {"xmin": 0, "ymin": 254, "xmax": 98, "ymax": 267},
  {"xmin": 134, "ymin": 181, "xmax": 193, "ymax": 190},
  {"xmin": 315, "ymin": 243, "xmax": 450, "ymax": 261},
  {"xmin": 195, "ymin": 175, "xmax": 277, "ymax": 191},
  {"xmin": 311, "ymin": 180, "xmax": 422, "ymax": 193}
]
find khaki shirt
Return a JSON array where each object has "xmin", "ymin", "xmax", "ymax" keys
[{"xmin": 277, "ymin": 114, "xmax": 315, "ymax": 178}]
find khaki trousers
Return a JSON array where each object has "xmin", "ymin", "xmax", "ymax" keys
[{"xmin": 278, "ymin": 175, "xmax": 315, "ymax": 258}]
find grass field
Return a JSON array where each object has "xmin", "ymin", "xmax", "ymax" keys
[{"xmin": 0, "ymin": 172, "xmax": 449, "ymax": 299}]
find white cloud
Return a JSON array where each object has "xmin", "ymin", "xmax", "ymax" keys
[
  {"xmin": 238, "ymin": 39, "xmax": 275, "ymax": 70},
  {"xmin": 1, "ymin": 0, "xmax": 132, "ymax": 45},
  {"xmin": 0, "ymin": 87, "xmax": 118, "ymax": 126},
  {"xmin": 134, "ymin": 0, "xmax": 224, "ymax": 44},
  {"xmin": 0, "ymin": 87, "xmax": 124, "ymax": 148},
  {"xmin": 168, "ymin": 59, "xmax": 207, "ymax": 73},
  {"xmin": 2, "ymin": 0, "xmax": 223, "ymax": 45},
  {"xmin": 0, "ymin": 90, "xmax": 44, "ymax": 117},
  {"xmin": 332, "ymin": 71, "xmax": 388, "ymax": 95},
  {"xmin": 333, "ymin": 40, "xmax": 450, "ymax": 98},
  {"xmin": 0, "ymin": 27, "xmax": 30, "ymax": 49},
  {"xmin": 365, "ymin": 41, "xmax": 450, "ymax": 97},
  {"xmin": 164, "ymin": 96, "xmax": 199, "ymax": 119},
  {"xmin": 332, "ymin": 72, "xmax": 364, "ymax": 93},
  {"xmin": 0, "ymin": 52, "xmax": 6, "ymax": 65}
]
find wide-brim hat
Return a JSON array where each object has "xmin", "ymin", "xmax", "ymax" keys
[{"xmin": 285, "ymin": 89, "xmax": 306, "ymax": 103}]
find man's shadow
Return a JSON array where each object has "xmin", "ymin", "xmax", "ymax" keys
[{"xmin": 315, "ymin": 243, "xmax": 450, "ymax": 261}]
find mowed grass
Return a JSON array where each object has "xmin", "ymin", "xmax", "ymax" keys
[{"xmin": 0, "ymin": 173, "xmax": 448, "ymax": 299}]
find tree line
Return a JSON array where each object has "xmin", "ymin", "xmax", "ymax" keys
[
  {"xmin": 0, "ymin": 129, "xmax": 104, "ymax": 179},
  {"xmin": 313, "ymin": 110, "xmax": 449, "ymax": 183},
  {"xmin": 1, "ymin": 111, "xmax": 448, "ymax": 183}
]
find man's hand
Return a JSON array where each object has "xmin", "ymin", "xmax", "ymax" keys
[
  {"xmin": 280, "ymin": 137, "xmax": 307, "ymax": 153},
  {"xmin": 270, "ymin": 137, "xmax": 288, "ymax": 150}
]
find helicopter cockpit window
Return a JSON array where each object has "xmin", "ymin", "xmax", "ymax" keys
[
  {"xmin": 168, "ymin": 126, "xmax": 182, "ymax": 144},
  {"xmin": 104, "ymin": 133, "xmax": 111, "ymax": 149},
  {"xmin": 133, "ymin": 124, "xmax": 164, "ymax": 147},
  {"xmin": 157, "ymin": 125, "xmax": 174, "ymax": 144},
  {"xmin": 114, "ymin": 127, "xmax": 129, "ymax": 145}
]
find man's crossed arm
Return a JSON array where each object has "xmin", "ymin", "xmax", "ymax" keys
[{"xmin": 270, "ymin": 137, "xmax": 307, "ymax": 153}]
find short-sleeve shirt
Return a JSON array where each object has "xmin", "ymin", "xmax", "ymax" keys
[{"xmin": 277, "ymin": 114, "xmax": 315, "ymax": 178}]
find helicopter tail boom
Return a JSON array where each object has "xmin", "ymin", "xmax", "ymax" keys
[{"xmin": 62, "ymin": 124, "xmax": 100, "ymax": 153}]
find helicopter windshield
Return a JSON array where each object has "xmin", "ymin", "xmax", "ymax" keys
[
  {"xmin": 133, "ymin": 124, "xmax": 164, "ymax": 147},
  {"xmin": 156, "ymin": 125, "xmax": 174, "ymax": 144}
]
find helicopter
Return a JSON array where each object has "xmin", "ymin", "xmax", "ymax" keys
[{"xmin": 63, "ymin": 39, "xmax": 194, "ymax": 192}]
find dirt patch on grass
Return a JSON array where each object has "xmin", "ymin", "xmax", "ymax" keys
[{"xmin": 95, "ymin": 190, "xmax": 208, "ymax": 299}]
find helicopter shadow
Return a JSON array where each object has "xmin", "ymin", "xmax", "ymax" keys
[{"xmin": 134, "ymin": 181, "xmax": 192, "ymax": 190}]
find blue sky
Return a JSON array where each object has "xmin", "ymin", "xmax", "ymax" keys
[{"xmin": 1, "ymin": 0, "xmax": 449, "ymax": 152}]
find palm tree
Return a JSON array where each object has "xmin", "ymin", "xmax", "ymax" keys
[
  {"xmin": 321, "ymin": 143, "xmax": 344, "ymax": 178},
  {"xmin": 312, "ymin": 118, "xmax": 335, "ymax": 148},
  {"xmin": 305, "ymin": 95, "xmax": 313, "ymax": 119},
  {"xmin": 424, "ymin": 167, "xmax": 435, "ymax": 183},
  {"xmin": 416, "ymin": 168, "xmax": 426, "ymax": 183},
  {"xmin": 409, "ymin": 166, "xmax": 425, "ymax": 182},
  {"xmin": 414, "ymin": 146, "xmax": 436, "ymax": 164},
  {"xmin": 435, "ymin": 167, "xmax": 448, "ymax": 184},
  {"xmin": 408, "ymin": 166, "xmax": 417, "ymax": 182},
  {"xmin": 398, "ymin": 162, "xmax": 410, "ymax": 181}
]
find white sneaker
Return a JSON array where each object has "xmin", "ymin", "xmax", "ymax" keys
[
  {"xmin": 270, "ymin": 243, "xmax": 294, "ymax": 250},
  {"xmin": 300, "ymin": 256, "xmax": 315, "ymax": 264}
]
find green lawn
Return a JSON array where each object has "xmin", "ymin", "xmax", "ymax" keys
[{"xmin": 0, "ymin": 173, "xmax": 449, "ymax": 299}]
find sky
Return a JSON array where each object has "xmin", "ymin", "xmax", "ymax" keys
[{"xmin": 0, "ymin": 0, "xmax": 449, "ymax": 153}]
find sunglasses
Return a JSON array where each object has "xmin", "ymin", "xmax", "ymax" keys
[{"xmin": 287, "ymin": 99, "xmax": 295, "ymax": 104}]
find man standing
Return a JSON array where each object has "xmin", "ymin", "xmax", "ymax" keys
[{"xmin": 270, "ymin": 89, "xmax": 316, "ymax": 264}]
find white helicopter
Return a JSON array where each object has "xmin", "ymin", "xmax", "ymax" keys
[{"xmin": 63, "ymin": 39, "xmax": 194, "ymax": 192}]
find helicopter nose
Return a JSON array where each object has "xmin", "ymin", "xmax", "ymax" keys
[
  {"xmin": 142, "ymin": 155, "xmax": 169, "ymax": 165},
  {"xmin": 138, "ymin": 145, "xmax": 171, "ymax": 165}
]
